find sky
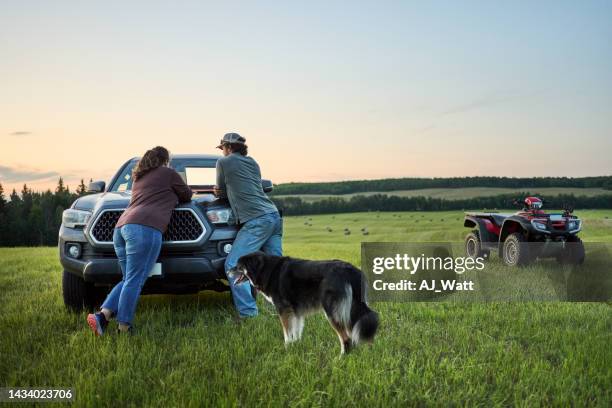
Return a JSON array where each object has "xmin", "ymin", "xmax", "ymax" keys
[{"xmin": 1, "ymin": 0, "xmax": 611, "ymax": 194}]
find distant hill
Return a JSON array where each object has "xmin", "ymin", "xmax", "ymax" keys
[
  {"xmin": 271, "ymin": 176, "xmax": 612, "ymax": 196},
  {"xmin": 271, "ymin": 192, "xmax": 612, "ymax": 215}
]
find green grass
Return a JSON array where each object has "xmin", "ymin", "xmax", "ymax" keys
[
  {"xmin": 1, "ymin": 210, "xmax": 612, "ymax": 406},
  {"xmin": 274, "ymin": 187, "xmax": 612, "ymax": 202}
]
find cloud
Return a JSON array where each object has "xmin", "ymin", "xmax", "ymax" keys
[
  {"xmin": 9, "ymin": 131, "xmax": 32, "ymax": 136},
  {"xmin": 439, "ymin": 89, "xmax": 546, "ymax": 117},
  {"xmin": 0, "ymin": 165, "xmax": 60, "ymax": 183},
  {"xmin": 439, "ymin": 94, "xmax": 515, "ymax": 116},
  {"xmin": 410, "ymin": 89, "xmax": 549, "ymax": 135},
  {"xmin": 413, "ymin": 124, "xmax": 437, "ymax": 135}
]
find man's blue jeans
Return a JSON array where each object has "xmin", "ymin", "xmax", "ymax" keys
[
  {"xmin": 101, "ymin": 224, "xmax": 162, "ymax": 325},
  {"xmin": 225, "ymin": 211, "xmax": 283, "ymax": 317}
]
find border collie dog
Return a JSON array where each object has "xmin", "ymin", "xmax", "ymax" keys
[{"xmin": 231, "ymin": 252, "xmax": 379, "ymax": 354}]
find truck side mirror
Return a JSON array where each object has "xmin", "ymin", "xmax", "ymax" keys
[
  {"xmin": 88, "ymin": 181, "xmax": 106, "ymax": 193},
  {"xmin": 261, "ymin": 179, "xmax": 273, "ymax": 193}
]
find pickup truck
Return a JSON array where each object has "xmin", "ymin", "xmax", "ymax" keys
[{"xmin": 59, "ymin": 154, "xmax": 273, "ymax": 310}]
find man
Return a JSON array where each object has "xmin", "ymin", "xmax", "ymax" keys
[{"xmin": 214, "ymin": 132, "xmax": 283, "ymax": 318}]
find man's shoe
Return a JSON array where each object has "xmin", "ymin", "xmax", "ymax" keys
[
  {"xmin": 117, "ymin": 326, "xmax": 134, "ymax": 335},
  {"xmin": 87, "ymin": 312, "xmax": 108, "ymax": 336}
]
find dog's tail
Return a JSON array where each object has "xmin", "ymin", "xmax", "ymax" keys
[{"xmin": 348, "ymin": 279, "xmax": 379, "ymax": 344}]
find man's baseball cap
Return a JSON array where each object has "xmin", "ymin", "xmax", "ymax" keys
[{"xmin": 216, "ymin": 133, "xmax": 246, "ymax": 149}]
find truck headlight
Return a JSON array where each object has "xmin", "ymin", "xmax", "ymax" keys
[
  {"xmin": 62, "ymin": 209, "xmax": 92, "ymax": 228},
  {"xmin": 206, "ymin": 208, "xmax": 231, "ymax": 224}
]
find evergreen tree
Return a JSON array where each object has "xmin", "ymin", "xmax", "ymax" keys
[
  {"xmin": 0, "ymin": 183, "xmax": 6, "ymax": 246},
  {"xmin": 6, "ymin": 189, "xmax": 24, "ymax": 246},
  {"xmin": 21, "ymin": 184, "xmax": 35, "ymax": 244},
  {"xmin": 21, "ymin": 184, "xmax": 33, "ymax": 218},
  {"xmin": 0, "ymin": 183, "xmax": 5, "ymax": 209},
  {"xmin": 77, "ymin": 179, "xmax": 87, "ymax": 196},
  {"xmin": 28, "ymin": 205, "xmax": 44, "ymax": 245},
  {"xmin": 56, "ymin": 177, "xmax": 66, "ymax": 194}
]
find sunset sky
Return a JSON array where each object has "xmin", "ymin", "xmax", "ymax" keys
[{"xmin": 1, "ymin": 1, "xmax": 611, "ymax": 194}]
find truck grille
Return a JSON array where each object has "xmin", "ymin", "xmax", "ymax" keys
[{"xmin": 90, "ymin": 209, "xmax": 205, "ymax": 243}]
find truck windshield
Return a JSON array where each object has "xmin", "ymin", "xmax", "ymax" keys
[{"xmin": 110, "ymin": 158, "xmax": 218, "ymax": 192}]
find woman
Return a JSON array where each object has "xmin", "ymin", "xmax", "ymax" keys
[
  {"xmin": 87, "ymin": 146, "xmax": 192, "ymax": 335},
  {"xmin": 214, "ymin": 132, "xmax": 283, "ymax": 318}
]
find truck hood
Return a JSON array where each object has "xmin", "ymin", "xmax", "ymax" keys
[
  {"xmin": 72, "ymin": 192, "xmax": 222, "ymax": 212},
  {"xmin": 72, "ymin": 192, "xmax": 130, "ymax": 211}
]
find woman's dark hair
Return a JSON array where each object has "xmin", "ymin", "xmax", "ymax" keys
[
  {"xmin": 132, "ymin": 146, "xmax": 170, "ymax": 181},
  {"xmin": 228, "ymin": 143, "xmax": 248, "ymax": 156}
]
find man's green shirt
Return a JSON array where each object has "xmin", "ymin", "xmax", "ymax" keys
[{"xmin": 216, "ymin": 153, "xmax": 278, "ymax": 224}]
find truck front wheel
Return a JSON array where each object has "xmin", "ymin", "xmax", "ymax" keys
[{"xmin": 62, "ymin": 270, "xmax": 107, "ymax": 312}]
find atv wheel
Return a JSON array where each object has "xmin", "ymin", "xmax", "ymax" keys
[
  {"xmin": 557, "ymin": 236, "xmax": 585, "ymax": 265},
  {"xmin": 465, "ymin": 230, "xmax": 490, "ymax": 260},
  {"xmin": 62, "ymin": 270, "xmax": 107, "ymax": 312},
  {"xmin": 502, "ymin": 233, "xmax": 531, "ymax": 267}
]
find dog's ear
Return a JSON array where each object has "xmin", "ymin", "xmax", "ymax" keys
[
  {"xmin": 241, "ymin": 252, "xmax": 266, "ymax": 283},
  {"xmin": 247, "ymin": 252, "xmax": 265, "ymax": 271},
  {"xmin": 238, "ymin": 252, "xmax": 259, "ymax": 267}
]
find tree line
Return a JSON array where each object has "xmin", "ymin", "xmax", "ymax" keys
[
  {"xmin": 1, "ymin": 178, "xmax": 611, "ymax": 247},
  {"xmin": 271, "ymin": 193, "xmax": 612, "ymax": 216},
  {"xmin": 0, "ymin": 179, "xmax": 88, "ymax": 247},
  {"xmin": 272, "ymin": 176, "xmax": 612, "ymax": 196}
]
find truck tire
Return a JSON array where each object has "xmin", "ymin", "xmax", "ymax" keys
[
  {"xmin": 62, "ymin": 270, "xmax": 107, "ymax": 312},
  {"xmin": 465, "ymin": 230, "xmax": 490, "ymax": 260},
  {"xmin": 557, "ymin": 236, "xmax": 585, "ymax": 265},
  {"xmin": 502, "ymin": 233, "xmax": 531, "ymax": 267}
]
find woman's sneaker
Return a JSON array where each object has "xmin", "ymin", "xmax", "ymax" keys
[{"xmin": 87, "ymin": 312, "xmax": 108, "ymax": 336}]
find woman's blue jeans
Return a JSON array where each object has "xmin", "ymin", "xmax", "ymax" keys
[
  {"xmin": 101, "ymin": 224, "xmax": 162, "ymax": 325},
  {"xmin": 225, "ymin": 211, "xmax": 283, "ymax": 317}
]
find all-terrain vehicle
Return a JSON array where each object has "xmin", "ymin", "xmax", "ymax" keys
[
  {"xmin": 464, "ymin": 196, "xmax": 585, "ymax": 266},
  {"xmin": 59, "ymin": 154, "xmax": 274, "ymax": 311}
]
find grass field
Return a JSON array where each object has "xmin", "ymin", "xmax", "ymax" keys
[
  {"xmin": 1, "ymin": 210, "xmax": 611, "ymax": 406},
  {"xmin": 273, "ymin": 187, "xmax": 612, "ymax": 202}
]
